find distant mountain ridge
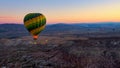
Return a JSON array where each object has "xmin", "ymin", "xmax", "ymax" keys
[
  {"xmin": 46, "ymin": 22, "xmax": 120, "ymax": 32},
  {"xmin": 0, "ymin": 22, "xmax": 120, "ymax": 38}
]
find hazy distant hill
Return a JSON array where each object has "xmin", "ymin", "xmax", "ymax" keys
[
  {"xmin": 0, "ymin": 22, "xmax": 120, "ymax": 38},
  {"xmin": 45, "ymin": 23, "xmax": 120, "ymax": 33},
  {"xmin": 0, "ymin": 24, "xmax": 28, "ymax": 38}
]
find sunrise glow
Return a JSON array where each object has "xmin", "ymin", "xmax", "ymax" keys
[{"xmin": 0, "ymin": 0, "xmax": 120, "ymax": 24}]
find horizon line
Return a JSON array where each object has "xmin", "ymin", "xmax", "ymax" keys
[{"xmin": 0, "ymin": 22, "xmax": 120, "ymax": 25}]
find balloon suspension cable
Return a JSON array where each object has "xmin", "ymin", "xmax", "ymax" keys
[{"xmin": 33, "ymin": 35, "xmax": 38, "ymax": 45}]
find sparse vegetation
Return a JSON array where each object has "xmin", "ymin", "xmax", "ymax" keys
[
  {"xmin": 0, "ymin": 36, "xmax": 120, "ymax": 68},
  {"xmin": 0, "ymin": 23, "xmax": 120, "ymax": 68}
]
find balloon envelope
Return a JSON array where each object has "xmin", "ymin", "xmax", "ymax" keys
[{"xmin": 24, "ymin": 13, "xmax": 46, "ymax": 40}]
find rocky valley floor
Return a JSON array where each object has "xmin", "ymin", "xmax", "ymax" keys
[{"xmin": 0, "ymin": 36, "xmax": 120, "ymax": 68}]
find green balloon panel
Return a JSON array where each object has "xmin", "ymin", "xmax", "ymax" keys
[{"xmin": 24, "ymin": 13, "xmax": 46, "ymax": 35}]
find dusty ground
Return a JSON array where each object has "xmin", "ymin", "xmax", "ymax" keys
[{"xmin": 0, "ymin": 36, "xmax": 120, "ymax": 68}]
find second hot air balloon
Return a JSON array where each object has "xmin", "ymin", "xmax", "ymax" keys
[{"xmin": 24, "ymin": 13, "xmax": 46, "ymax": 40}]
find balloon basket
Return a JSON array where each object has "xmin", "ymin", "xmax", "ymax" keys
[{"xmin": 33, "ymin": 40, "xmax": 37, "ymax": 45}]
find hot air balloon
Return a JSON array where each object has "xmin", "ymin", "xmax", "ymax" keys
[{"xmin": 24, "ymin": 13, "xmax": 46, "ymax": 41}]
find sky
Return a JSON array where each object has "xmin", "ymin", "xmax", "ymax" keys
[{"xmin": 0, "ymin": 0, "xmax": 120, "ymax": 24}]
